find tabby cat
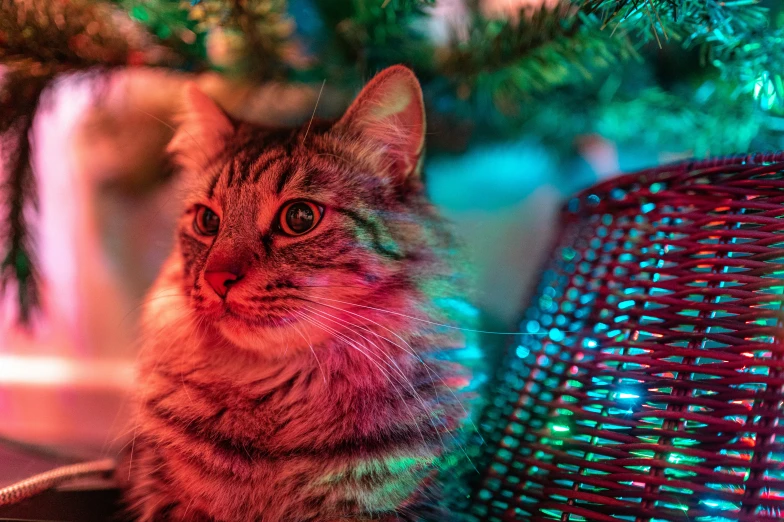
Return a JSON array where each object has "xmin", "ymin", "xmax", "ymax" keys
[{"xmin": 126, "ymin": 65, "xmax": 475, "ymax": 522}]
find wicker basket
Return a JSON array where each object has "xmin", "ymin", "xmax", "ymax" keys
[{"xmin": 466, "ymin": 153, "xmax": 784, "ymax": 522}]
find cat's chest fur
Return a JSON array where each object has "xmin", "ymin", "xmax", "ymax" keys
[
  {"xmin": 128, "ymin": 280, "xmax": 452, "ymax": 521},
  {"xmin": 139, "ymin": 333, "xmax": 433, "ymax": 463}
]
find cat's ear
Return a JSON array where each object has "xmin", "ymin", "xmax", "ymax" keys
[
  {"xmin": 168, "ymin": 83, "xmax": 234, "ymax": 172},
  {"xmin": 337, "ymin": 65, "xmax": 425, "ymax": 178}
]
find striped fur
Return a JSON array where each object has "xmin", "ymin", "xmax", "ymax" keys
[{"xmin": 126, "ymin": 66, "xmax": 473, "ymax": 521}]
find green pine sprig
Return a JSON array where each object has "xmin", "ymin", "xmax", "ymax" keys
[
  {"xmin": 0, "ymin": 72, "xmax": 48, "ymax": 324},
  {"xmin": 0, "ymin": 0, "xmax": 182, "ymax": 323},
  {"xmin": 188, "ymin": 0, "xmax": 297, "ymax": 79},
  {"xmin": 438, "ymin": 5, "xmax": 638, "ymax": 98},
  {"xmin": 0, "ymin": 0, "xmax": 782, "ymax": 321}
]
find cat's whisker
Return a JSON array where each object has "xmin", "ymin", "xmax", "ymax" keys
[
  {"xmin": 306, "ymin": 295, "xmax": 554, "ymax": 336},
  {"xmin": 280, "ymin": 306, "xmax": 294, "ymax": 356},
  {"xmin": 117, "ymin": 292, "xmax": 192, "ymax": 328},
  {"xmin": 293, "ymin": 310, "xmax": 408, "ymax": 391},
  {"xmin": 292, "ymin": 311, "xmax": 430, "ymax": 447},
  {"xmin": 288, "ymin": 310, "xmax": 327, "ymax": 383},
  {"xmin": 181, "ymin": 496, "xmax": 196, "ymax": 520},
  {"xmin": 301, "ymin": 302, "xmax": 418, "ymax": 356},
  {"xmin": 128, "ymin": 307, "xmax": 200, "ymax": 479},
  {"xmin": 299, "ymin": 305, "xmax": 480, "ymax": 468},
  {"xmin": 130, "ymin": 105, "xmax": 212, "ymax": 170},
  {"xmin": 301, "ymin": 304, "xmax": 442, "ymax": 410},
  {"xmin": 301, "ymin": 79, "xmax": 326, "ymax": 145},
  {"xmin": 297, "ymin": 313, "xmax": 425, "ymax": 432},
  {"xmin": 300, "ymin": 300, "xmax": 485, "ymax": 445},
  {"xmin": 296, "ymin": 303, "xmax": 467, "ymax": 458},
  {"xmin": 301, "ymin": 308, "xmax": 420, "ymax": 389},
  {"xmin": 109, "ymin": 425, "xmax": 139, "ymax": 455},
  {"xmin": 297, "ymin": 307, "xmax": 456, "ymax": 455},
  {"xmin": 180, "ymin": 337, "xmax": 200, "ymax": 406},
  {"xmin": 314, "ymin": 152, "xmax": 352, "ymax": 164},
  {"xmin": 293, "ymin": 284, "xmax": 368, "ymax": 290},
  {"xmin": 303, "ymin": 307, "xmax": 427, "ymax": 394},
  {"xmin": 320, "ymin": 320, "xmax": 473, "ymax": 465},
  {"xmin": 127, "ymin": 424, "xmax": 139, "ymax": 480},
  {"xmin": 101, "ymin": 390, "xmax": 137, "ymax": 456},
  {"xmin": 104, "ymin": 310, "xmax": 180, "ymax": 447},
  {"xmin": 301, "ymin": 300, "xmax": 450, "ymax": 376}
]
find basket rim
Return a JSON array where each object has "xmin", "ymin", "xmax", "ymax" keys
[{"xmin": 563, "ymin": 151, "xmax": 784, "ymax": 215}]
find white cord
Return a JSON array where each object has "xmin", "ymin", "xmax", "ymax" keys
[{"xmin": 0, "ymin": 458, "xmax": 116, "ymax": 506}]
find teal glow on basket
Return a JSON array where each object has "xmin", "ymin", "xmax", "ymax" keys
[{"xmin": 465, "ymin": 153, "xmax": 784, "ymax": 521}]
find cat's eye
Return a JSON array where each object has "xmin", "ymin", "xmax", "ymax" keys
[
  {"xmin": 279, "ymin": 200, "xmax": 323, "ymax": 236},
  {"xmin": 194, "ymin": 206, "xmax": 220, "ymax": 236}
]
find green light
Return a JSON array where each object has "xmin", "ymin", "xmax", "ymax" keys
[
  {"xmin": 561, "ymin": 247, "xmax": 576, "ymax": 261},
  {"xmin": 131, "ymin": 6, "xmax": 150, "ymax": 22},
  {"xmin": 552, "ymin": 425, "xmax": 569, "ymax": 432},
  {"xmin": 754, "ymin": 72, "xmax": 778, "ymax": 110}
]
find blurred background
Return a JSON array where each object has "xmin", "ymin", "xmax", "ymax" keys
[{"xmin": 1, "ymin": 0, "xmax": 784, "ymax": 481}]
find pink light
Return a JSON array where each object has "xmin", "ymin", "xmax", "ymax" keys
[{"xmin": 0, "ymin": 354, "xmax": 134, "ymax": 389}]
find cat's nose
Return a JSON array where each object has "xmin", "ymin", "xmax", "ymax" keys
[{"xmin": 204, "ymin": 271, "xmax": 242, "ymax": 298}]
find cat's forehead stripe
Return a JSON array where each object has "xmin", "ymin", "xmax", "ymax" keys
[
  {"xmin": 230, "ymin": 149, "xmax": 253, "ymax": 186},
  {"xmin": 274, "ymin": 159, "xmax": 296, "ymax": 195},
  {"xmin": 207, "ymin": 168, "xmax": 221, "ymax": 199},
  {"xmin": 225, "ymin": 154, "xmax": 240, "ymax": 188},
  {"xmin": 251, "ymin": 150, "xmax": 286, "ymax": 183},
  {"xmin": 206, "ymin": 158, "xmax": 236, "ymax": 199},
  {"xmin": 207, "ymin": 149, "xmax": 287, "ymax": 199},
  {"xmin": 234, "ymin": 145, "xmax": 270, "ymax": 185}
]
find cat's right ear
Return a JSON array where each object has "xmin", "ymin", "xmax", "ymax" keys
[{"xmin": 168, "ymin": 83, "xmax": 234, "ymax": 172}]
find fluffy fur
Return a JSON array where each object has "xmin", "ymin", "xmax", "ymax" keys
[{"xmin": 125, "ymin": 66, "xmax": 473, "ymax": 522}]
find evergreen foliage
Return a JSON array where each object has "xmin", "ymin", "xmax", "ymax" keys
[{"xmin": 0, "ymin": 0, "xmax": 781, "ymax": 319}]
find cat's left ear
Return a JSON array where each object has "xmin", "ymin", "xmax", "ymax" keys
[
  {"xmin": 168, "ymin": 82, "xmax": 235, "ymax": 172},
  {"xmin": 337, "ymin": 65, "xmax": 425, "ymax": 178}
]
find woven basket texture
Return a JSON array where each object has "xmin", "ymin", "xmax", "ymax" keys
[{"xmin": 464, "ymin": 153, "xmax": 784, "ymax": 522}]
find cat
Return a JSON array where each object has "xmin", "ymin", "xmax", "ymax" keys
[{"xmin": 124, "ymin": 65, "xmax": 476, "ymax": 522}]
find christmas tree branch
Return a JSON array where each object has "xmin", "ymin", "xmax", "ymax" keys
[
  {"xmin": 438, "ymin": 4, "xmax": 638, "ymax": 97},
  {"xmin": 0, "ymin": 0, "xmax": 178, "ymax": 72},
  {"xmin": 319, "ymin": 0, "xmax": 436, "ymax": 76},
  {"xmin": 425, "ymin": 0, "xmax": 780, "ymax": 142},
  {"xmin": 189, "ymin": 0, "xmax": 295, "ymax": 79},
  {"xmin": 0, "ymin": 0, "xmax": 177, "ymax": 323},
  {"xmin": 575, "ymin": 1, "xmax": 784, "ymax": 127},
  {"xmin": 0, "ymin": 0, "xmax": 780, "ymax": 321},
  {"xmin": 576, "ymin": 1, "xmax": 774, "ymax": 90},
  {"xmin": 578, "ymin": 0, "xmax": 769, "ymax": 44},
  {"xmin": 0, "ymin": 71, "xmax": 48, "ymax": 324},
  {"xmin": 114, "ymin": 0, "xmax": 206, "ymax": 64}
]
